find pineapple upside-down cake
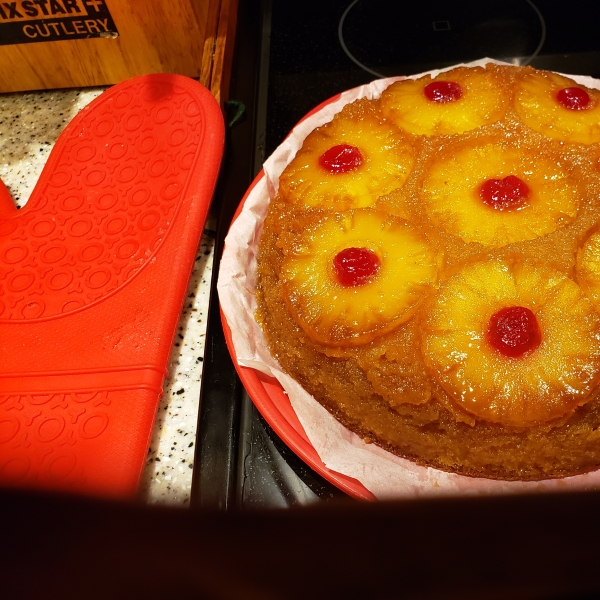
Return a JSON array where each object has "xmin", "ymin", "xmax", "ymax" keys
[{"xmin": 256, "ymin": 64, "xmax": 600, "ymax": 481}]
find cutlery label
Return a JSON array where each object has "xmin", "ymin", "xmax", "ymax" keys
[{"xmin": 0, "ymin": 0, "xmax": 118, "ymax": 46}]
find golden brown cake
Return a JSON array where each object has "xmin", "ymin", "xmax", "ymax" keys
[{"xmin": 255, "ymin": 64, "xmax": 600, "ymax": 481}]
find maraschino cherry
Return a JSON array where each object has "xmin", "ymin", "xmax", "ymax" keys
[
  {"xmin": 487, "ymin": 306, "xmax": 541, "ymax": 358},
  {"xmin": 319, "ymin": 144, "xmax": 363, "ymax": 174},
  {"xmin": 480, "ymin": 175, "xmax": 530, "ymax": 211},
  {"xmin": 333, "ymin": 247, "xmax": 380, "ymax": 287},
  {"xmin": 424, "ymin": 81, "xmax": 463, "ymax": 103},
  {"xmin": 557, "ymin": 87, "xmax": 591, "ymax": 111}
]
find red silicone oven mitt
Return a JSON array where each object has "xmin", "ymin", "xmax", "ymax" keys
[{"xmin": 0, "ymin": 74, "xmax": 224, "ymax": 498}]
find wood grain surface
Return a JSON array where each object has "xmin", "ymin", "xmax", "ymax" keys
[{"xmin": 0, "ymin": 0, "xmax": 236, "ymax": 100}]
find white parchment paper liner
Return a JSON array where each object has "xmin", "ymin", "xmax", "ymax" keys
[{"xmin": 218, "ymin": 59, "xmax": 600, "ymax": 499}]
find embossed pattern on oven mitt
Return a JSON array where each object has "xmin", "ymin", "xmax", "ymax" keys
[{"xmin": 0, "ymin": 74, "xmax": 224, "ymax": 498}]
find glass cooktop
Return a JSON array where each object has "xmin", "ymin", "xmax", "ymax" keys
[{"xmin": 266, "ymin": 0, "xmax": 600, "ymax": 156}]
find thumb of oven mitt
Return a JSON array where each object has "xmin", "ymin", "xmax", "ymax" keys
[{"xmin": 0, "ymin": 75, "xmax": 224, "ymax": 498}]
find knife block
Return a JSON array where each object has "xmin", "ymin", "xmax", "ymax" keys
[{"xmin": 0, "ymin": 0, "xmax": 237, "ymax": 103}]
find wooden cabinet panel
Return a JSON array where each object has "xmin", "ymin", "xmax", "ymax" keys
[{"xmin": 0, "ymin": 0, "xmax": 236, "ymax": 100}]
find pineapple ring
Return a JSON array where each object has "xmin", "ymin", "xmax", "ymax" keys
[
  {"xmin": 280, "ymin": 210, "xmax": 439, "ymax": 347},
  {"xmin": 515, "ymin": 71, "xmax": 600, "ymax": 144},
  {"xmin": 380, "ymin": 66, "xmax": 508, "ymax": 136},
  {"xmin": 278, "ymin": 101, "xmax": 414, "ymax": 210},
  {"xmin": 577, "ymin": 230, "xmax": 600, "ymax": 310},
  {"xmin": 423, "ymin": 257, "xmax": 600, "ymax": 427},
  {"xmin": 421, "ymin": 142, "xmax": 580, "ymax": 247}
]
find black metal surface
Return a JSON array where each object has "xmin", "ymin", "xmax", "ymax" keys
[
  {"xmin": 190, "ymin": 0, "xmax": 261, "ymax": 510},
  {"xmin": 236, "ymin": 393, "xmax": 347, "ymax": 508},
  {"xmin": 194, "ymin": 0, "xmax": 600, "ymax": 511}
]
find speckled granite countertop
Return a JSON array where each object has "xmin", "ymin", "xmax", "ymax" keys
[{"xmin": 0, "ymin": 87, "xmax": 215, "ymax": 506}]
